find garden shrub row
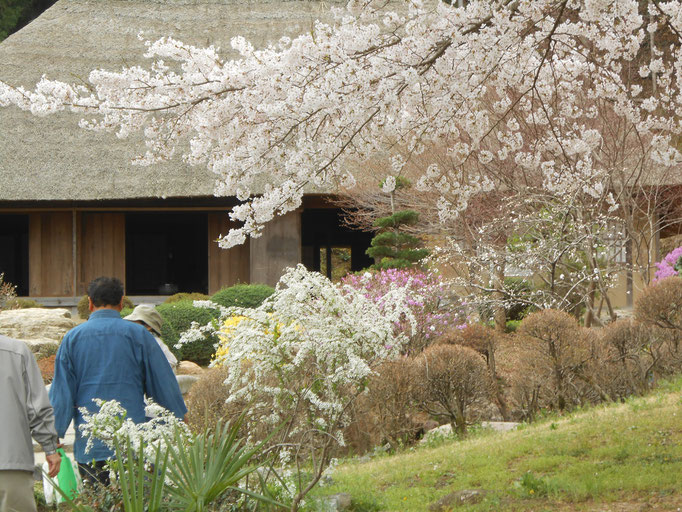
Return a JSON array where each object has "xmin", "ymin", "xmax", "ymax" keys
[
  {"xmin": 185, "ymin": 276, "xmax": 682, "ymax": 457},
  {"xmin": 80, "ymin": 283, "xmax": 274, "ymax": 365},
  {"xmin": 118, "ymin": 283, "xmax": 274, "ymax": 365}
]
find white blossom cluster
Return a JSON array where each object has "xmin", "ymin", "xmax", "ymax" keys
[
  {"xmin": 2, "ymin": 1, "xmax": 681, "ymax": 245},
  {"xmin": 78, "ymin": 398, "xmax": 191, "ymax": 464},
  {"xmin": 432, "ymin": 188, "xmax": 627, "ymax": 320},
  {"xmin": 181, "ymin": 265, "xmax": 414, "ymax": 463}
]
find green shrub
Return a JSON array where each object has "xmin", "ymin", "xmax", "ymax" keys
[
  {"xmin": 506, "ymin": 319, "xmax": 522, "ymax": 332},
  {"xmin": 156, "ymin": 300, "xmax": 220, "ymax": 365},
  {"xmin": 210, "ymin": 284, "xmax": 275, "ymax": 309},
  {"xmin": 77, "ymin": 295, "xmax": 134, "ymax": 320},
  {"xmin": 5, "ymin": 297, "xmax": 41, "ymax": 309},
  {"xmin": 163, "ymin": 292, "xmax": 211, "ymax": 304}
]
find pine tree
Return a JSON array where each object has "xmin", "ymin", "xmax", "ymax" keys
[{"xmin": 366, "ymin": 177, "xmax": 428, "ymax": 269}]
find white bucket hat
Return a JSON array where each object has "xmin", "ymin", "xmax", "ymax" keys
[{"xmin": 124, "ymin": 304, "xmax": 164, "ymax": 336}]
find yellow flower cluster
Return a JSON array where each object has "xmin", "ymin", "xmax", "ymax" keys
[
  {"xmin": 213, "ymin": 313, "xmax": 302, "ymax": 365},
  {"xmin": 213, "ymin": 315, "xmax": 247, "ymax": 361}
]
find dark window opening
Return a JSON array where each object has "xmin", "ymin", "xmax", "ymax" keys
[
  {"xmin": 125, "ymin": 213, "xmax": 208, "ymax": 295},
  {"xmin": 0, "ymin": 215, "xmax": 29, "ymax": 296},
  {"xmin": 301, "ymin": 209, "xmax": 373, "ymax": 281}
]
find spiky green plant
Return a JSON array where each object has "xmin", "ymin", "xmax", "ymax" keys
[{"xmin": 165, "ymin": 418, "xmax": 284, "ymax": 511}]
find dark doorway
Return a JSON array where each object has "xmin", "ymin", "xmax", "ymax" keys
[
  {"xmin": 125, "ymin": 213, "xmax": 208, "ymax": 295},
  {"xmin": 0, "ymin": 215, "xmax": 29, "ymax": 296},
  {"xmin": 301, "ymin": 209, "xmax": 373, "ymax": 281}
]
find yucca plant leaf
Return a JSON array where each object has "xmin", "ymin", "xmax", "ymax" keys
[
  {"xmin": 112, "ymin": 436, "xmax": 168, "ymax": 512},
  {"xmin": 165, "ymin": 417, "xmax": 286, "ymax": 511}
]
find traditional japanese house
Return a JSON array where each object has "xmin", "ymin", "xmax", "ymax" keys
[{"xmin": 0, "ymin": 0, "xmax": 372, "ymax": 306}]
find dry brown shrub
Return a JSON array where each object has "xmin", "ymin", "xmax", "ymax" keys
[
  {"xmin": 184, "ymin": 366, "xmax": 236, "ymax": 434},
  {"xmin": 596, "ymin": 319, "xmax": 654, "ymax": 398},
  {"xmin": 496, "ymin": 333, "xmax": 546, "ymax": 421},
  {"xmin": 442, "ymin": 323, "xmax": 512, "ymax": 419},
  {"xmin": 634, "ymin": 279, "xmax": 682, "ymax": 373},
  {"xmin": 0, "ymin": 273, "xmax": 16, "ymax": 311},
  {"xmin": 341, "ymin": 397, "xmax": 377, "ymax": 455},
  {"xmin": 413, "ymin": 344, "xmax": 492, "ymax": 434},
  {"xmin": 37, "ymin": 354, "xmax": 56, "ymax": 383},
  {"xmin": 442, "ymin": 323, "xmax": 496, "ymax": 365},
  {"xmin": 516, "ymin": 309, "xmax": 592, "ymax": 411},
  {"xmin": 356, "ymin": 358, "xmax": 420, "ymax": 450},
  {"xmin": 635, "ymin": 277, "xmax": 682, "ymax": 331}
]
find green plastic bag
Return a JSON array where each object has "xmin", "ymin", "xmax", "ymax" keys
[{"xmin": 55, "ymin": 448, "xmax": 79, "ymax": 502}]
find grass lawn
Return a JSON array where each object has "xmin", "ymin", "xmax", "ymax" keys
[{"xmin": 311, "ymin": 377, "xmax": 682, "ymax": 511}]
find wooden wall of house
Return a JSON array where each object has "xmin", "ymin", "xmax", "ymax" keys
[
  {"xmin": 208, "ymin": 213, "xmax": 250, "ymax": 293},
  {"xmin": 78, "ymin": 212, "xmax": 126, "ymax": 295},
  {"xmin": 250, "ymin": 211, "xmax": 301, "ymax": 287},
  {"xmin": 29, "ymin": 212, "xmax": 74, "ymax": 296},
  {"xmin": 22, "ymin": 208, "xmax": 304, "ymax": 297}
]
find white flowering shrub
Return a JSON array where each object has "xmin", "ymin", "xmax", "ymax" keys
[
  {"xmin": 180, "ymin": 264, "xmax": 415, "ymax": 510},
  {"xmin": 434, "ymin": 198, "xmax": 625, "ymax": 327},
  {"xmin": 79, "ymin": 398, "xmax": 191, "ymax": 464}
]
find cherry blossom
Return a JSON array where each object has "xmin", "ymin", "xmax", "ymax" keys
[{"xmin": 1, "ymin": 0, "xmax": 680, "ymax": 246}]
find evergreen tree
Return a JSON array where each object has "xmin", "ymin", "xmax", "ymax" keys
[
  {"xmin": 0, "ymin": 0, "xmax": 57, "ymax": 41},
  {"xmin": 366, "ymin": 177, "xmax": 428, "ymax": 269},
  {"xmin": 366, "ymin": 209, "xmax": 429, "ymax": 269}
]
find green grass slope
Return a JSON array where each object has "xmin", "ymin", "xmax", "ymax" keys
[{"xmin": 313, "ymin": 378, "xmax": 682, "ymax": 511}]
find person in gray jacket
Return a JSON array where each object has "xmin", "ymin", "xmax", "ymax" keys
[{"xmin": 0, "ymin": 335, "xmax": 61, "ymax": 512}]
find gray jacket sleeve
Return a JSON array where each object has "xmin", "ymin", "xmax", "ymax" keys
[{"xmin": 23, "ymin": 348, "xmax": 59, "ymax": 453}]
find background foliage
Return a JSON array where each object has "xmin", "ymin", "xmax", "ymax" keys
[{"xmin": 0, "ymin": 0, "xmax": 56, "ymax": 41}]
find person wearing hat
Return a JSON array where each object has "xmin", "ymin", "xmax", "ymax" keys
[{"xmin": 124, "ymin": 304, "xmax": 178, "ymax": 373}]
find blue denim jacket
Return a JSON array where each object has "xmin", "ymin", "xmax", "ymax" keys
[{"xmin": 49, "ymin": 309, "xmax": 187, "ymax": 463}]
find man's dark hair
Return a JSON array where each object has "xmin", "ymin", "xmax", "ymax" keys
[{"xmin": 87, "ymin": 277, "xmax": 124, "ymax": 307}]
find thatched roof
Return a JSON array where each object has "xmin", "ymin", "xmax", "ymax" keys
[{"xmin": 0, "ymin": 0, "xmax": 341, "ymax": 202}]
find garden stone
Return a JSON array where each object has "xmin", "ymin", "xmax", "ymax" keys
[
  {"xmin": 176, "ymin": 374, "xmax": 199, "ymax": 394},
  {"xmin": 21, "ymin": 338, "xmax": 60, "ymax": 355},
  {"xmin": 0, "ymin": 308, "xmax": 76, "ymax": 347},
  {"xmin": 421, "ymin": 422, "xmax": 520, "ymax": 444},
  {"xmin": 420, "ymin": 423, "xmax": 453, "ymax": 443},
  {"xmin": 176, "ymin": 361, "xmax": 204, "ymax": 375},
  {"xmin": 481, "ymin": 421, "xmax": 520, "ymax": 432},
  {"xmin": 317, "ymin": 493, "xmax": 352, "ymax": 511},
  {"xmin": 429, "ymin": 489, "xmax": 488, "ymax": 510}
]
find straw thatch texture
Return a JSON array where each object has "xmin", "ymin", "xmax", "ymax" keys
[{"xmin": 0, "ymin": 0, "xmax": 341, "ymax": 201}]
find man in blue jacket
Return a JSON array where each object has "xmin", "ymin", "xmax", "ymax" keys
[{"xmin": 49, "ymin": 277, "xmax": 187, "ymax": 485}]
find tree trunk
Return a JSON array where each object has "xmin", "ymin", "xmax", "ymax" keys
[
  {"xmin": 493, "ymin": 263, "xmax": 506, "ymax": 332},
  {"xmin": 583, "ymin": 280, "xmax": 597, "ymax": 328}
]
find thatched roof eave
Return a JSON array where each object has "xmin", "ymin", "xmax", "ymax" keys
[{"xmin": 0, "ymin": 0, "xmax": 342, "ymax": 202}]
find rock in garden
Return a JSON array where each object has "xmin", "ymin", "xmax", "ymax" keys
[
  {"xmin": 420, "ymin": 423, "xmax": 453, "ymax": 443},
  {"xmin": 481, "ymin": 421, "xmax": 520, "ymax": 432},
  {"xmin": 22, "ymin": 338, "xmax": 60, "ymax": 356},
  {"xmin": 429, "ymin": 489, "xmax": 488, "ymax": 511},
  {"xmin": 0, "ymin": 308, "xmax": 76, "ymax": 346},
  {"xmin": 317, "ymin": 493, "xmax": 352, "ymax": 511},
  {"xmin": 176, "ymin": 361, "xmax": 204, "ymax": 375}
]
